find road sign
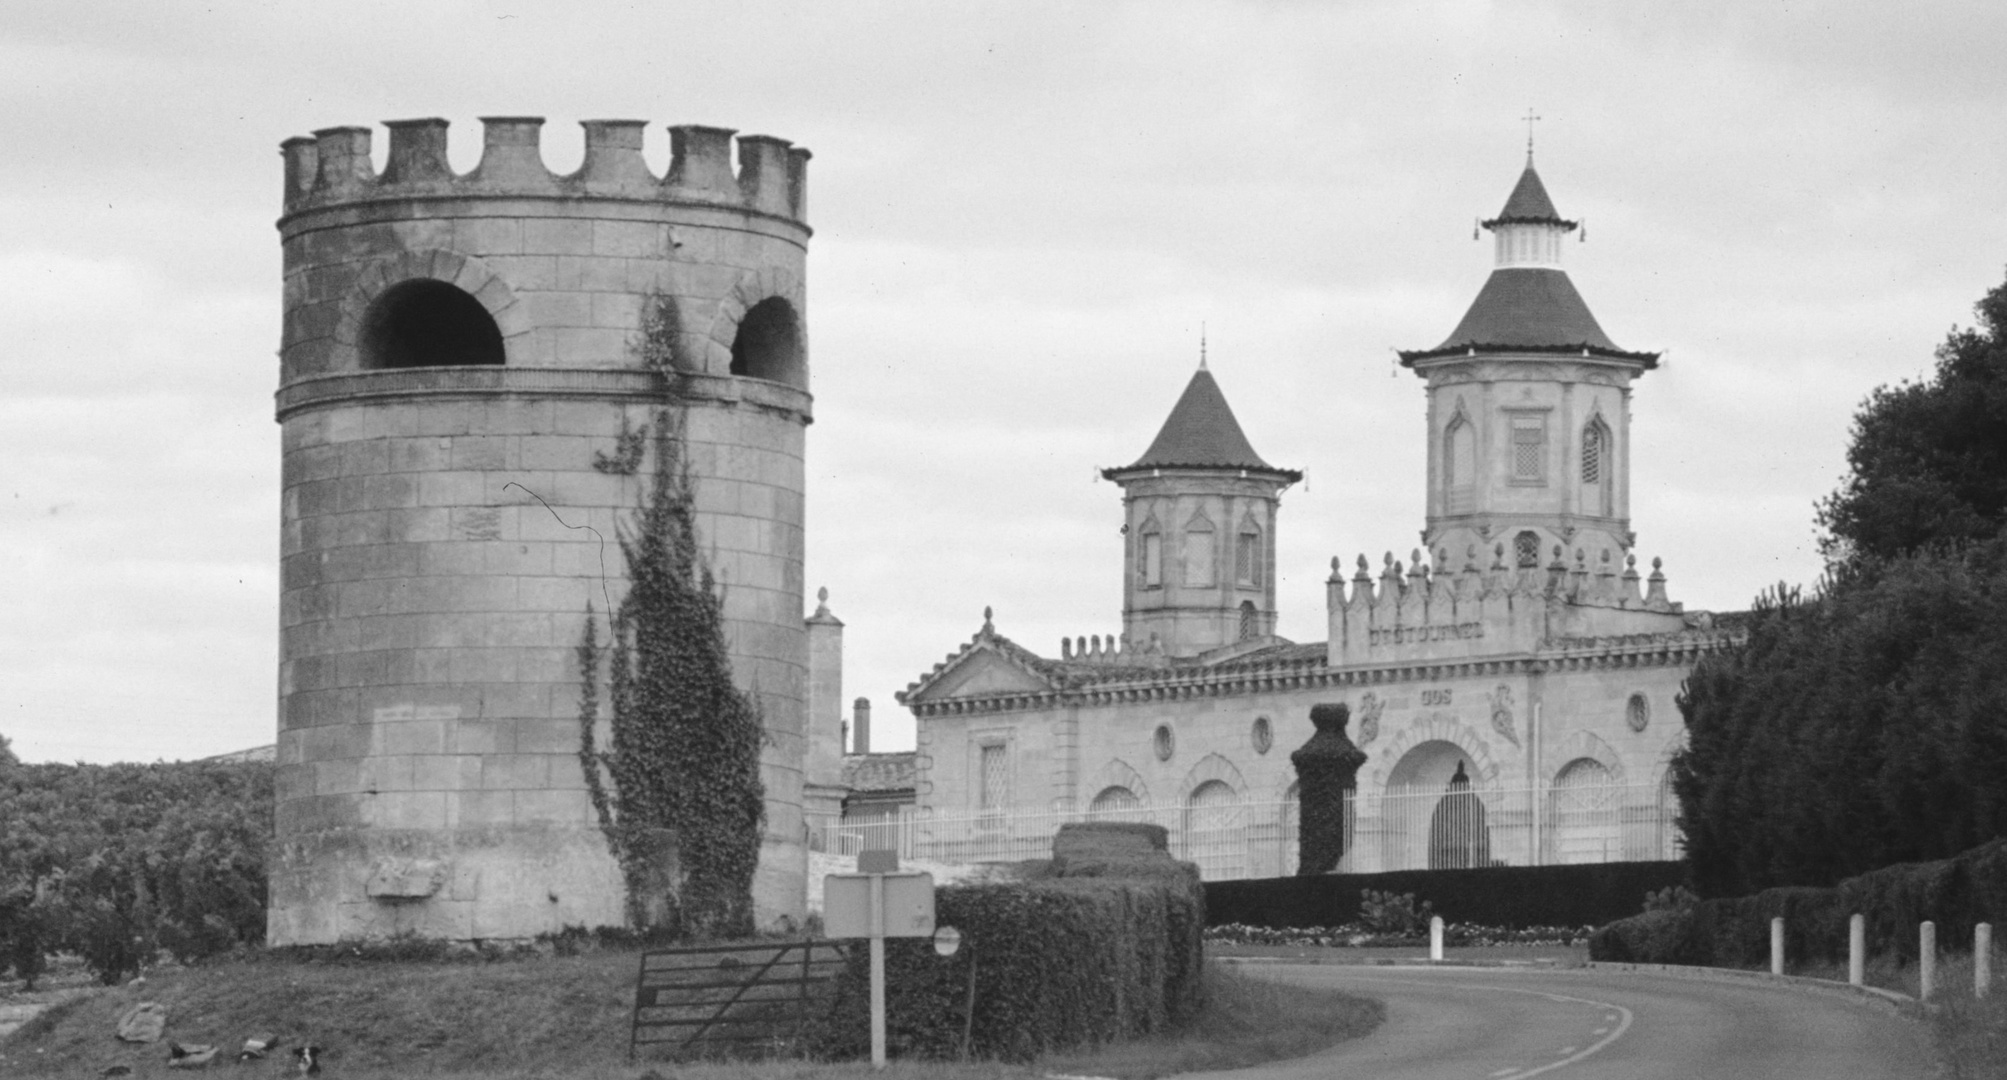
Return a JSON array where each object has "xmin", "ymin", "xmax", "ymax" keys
[
  {"xmin": 823, "ymin": 872, "xmax": 935, "ymax": 939},
  {"xmin": 823, "ymin": 865, "xmax": 938, "ymax": 1069}
]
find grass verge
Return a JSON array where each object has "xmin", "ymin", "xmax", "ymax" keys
[
  {"xmin": 1714, "ymin": 949, "xmax": 2005, "ymax": 1080},
  {"xmin": 0, "ymin": 950, "xmax": 1379, "ymax": 1080}
]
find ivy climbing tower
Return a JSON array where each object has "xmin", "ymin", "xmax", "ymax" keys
[{"xmin": 270, "ymin": 116, "xmax": 813, "ymax": 943}]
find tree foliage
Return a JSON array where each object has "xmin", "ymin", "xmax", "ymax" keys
[
  {"xmin": 577, "ymin": 401, "xmax": 767, "ymax": 940},
  {"xmin": 1817, "ymin": 274, "xmax": 2007, "ymax": 564},
  {"xmin": 0, "ymin": 759, "xmax": 272, "ymax": 985},
  {"xmin": 1675, "ymin": 270, "xmax": 2007, "ymax": 896}
]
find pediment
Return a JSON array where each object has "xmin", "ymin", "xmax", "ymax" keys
[{"xmin": 909, "ymin": 648, "xmax": 1054, "ymax": 702}]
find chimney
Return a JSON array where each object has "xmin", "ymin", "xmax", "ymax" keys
[{"xmin": 852, "ymin": 697, "xmax": 872, "ymax": 755}]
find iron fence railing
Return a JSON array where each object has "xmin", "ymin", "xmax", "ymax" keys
[{"xmin": 807, "ymin": 781, "xmax": 1679, "ymax": 882}]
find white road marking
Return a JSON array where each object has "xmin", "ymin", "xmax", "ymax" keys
[
  {"xmin": 1490, "ymin": 1069, "xmax": 1522, "ymax": 1077},
  {"xmin": 1593, "ymin": 1027, "xmax": 1609, "ymax": 1035},
  {"xmin": 1558, "ymin": 1046, "xmax": 1577, "ymax": 1054},
  {"xmin": 1452, "ymin": 985, "xmax": 1633, "ymax": 1080},
  {"xmin": 1333, "ymin": 973, "xmax": 1635, "ymax": 1080}
]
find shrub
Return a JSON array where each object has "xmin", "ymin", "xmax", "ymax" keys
[
  {"xmin": 1587, "ymin": 909, "xmax": 1695, "ymax": 964},
  {"xmin": 1643, "ymin": 885, "xmax": 1699, "ymax": 913},
  {"xmin": 1358, "ymin": 890, "xmax": 1432, "ymax": 937},
  {"xmin": 810, "ymin": 825, "xmax": 1204, "ymax": 1062},
  {"xmin": 1589, "ymin": 836, "xmax": 2007, "ymax": 968}
]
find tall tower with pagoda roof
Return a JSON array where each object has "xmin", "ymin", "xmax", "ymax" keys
[
  {"xmin": 1102, "ymin": 363, "xmax": 1301, "ymax": 657},
  {"xmin": 1398, "ymin": 154, "xmax": 1659, "ymax": 576}
]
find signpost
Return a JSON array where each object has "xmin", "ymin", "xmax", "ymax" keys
[{"xmin": 824, "ymin": 849, "xmax": 936, "ymax": 1069}]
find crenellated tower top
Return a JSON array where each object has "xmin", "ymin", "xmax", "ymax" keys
[{"xmin": 279, "ymin": 117, "xmax": 810, "ymax": 224}]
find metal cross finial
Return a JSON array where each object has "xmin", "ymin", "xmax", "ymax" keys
[{"xmin": 1523, "ymin": 108, "xmax": 1542, "ymax": 163}]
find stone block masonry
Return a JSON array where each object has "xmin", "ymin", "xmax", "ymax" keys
[{"xmin": 270, "ymin": 115, "xmax": 814, "ymax": 945}]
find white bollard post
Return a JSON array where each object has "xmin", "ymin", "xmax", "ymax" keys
[
  {"xmin": 1430, "ymin": 915, "xmax": 1444, "ymax": 962},
  {"xmin": 1920, "ymin": 921, "xmax": 1937, "ymax": 1002},
  {"xmin": 1849, "ymin": 913, "xmax": 1865, "ymax": 987},
  {"xmin": 1978, "ymin": 923, "xmax": 1993, "ymax": 999},
  {"xmin": 1770, "ymin": 917, "xmax": 1785, "ymax": 975}
]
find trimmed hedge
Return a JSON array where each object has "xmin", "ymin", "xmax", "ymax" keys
[
  {"xmin": 1590, "ymin": 837, "xmax": 2007, "ymax": 966},
  {"xmin": 1207, "ymin": 861, "xmax": 1688, "ymax": 931},
  {"xmin": 810, "ymin": 823, "xmax": 1204, "ymax": 1062}
]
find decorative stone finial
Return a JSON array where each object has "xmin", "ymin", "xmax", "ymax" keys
[{"xmin": 982, "ymin": 605, "xmax": 994, "ymax": 631}]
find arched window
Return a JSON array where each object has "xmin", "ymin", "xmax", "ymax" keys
[
  {"xmin": 1514, "ymin": 530, "xmax": 1542, "ymax": 569},
  {"xmin": 1428, "ymin": 762, "xmax": 1491, "ymax": 869},
  {"xmin": 1547, "ymin": 758, "xmax": 1619, "ymax": 865},
  {"xmin": 1238, "ymin": 600, "xmax": 1258, "ymax": 641},
  {"xmin": 360, "ymin": 279, "xmax": 505, "ymax": 369},
  {"xmin": 1136, "ymin": 518, "xmax": 1163, "ymax": 589},
  {"xmin": 1444, "ymin": 415, "xmax": 1476, "ymax": 513},
  {"xmin": 1581, "ymin": 418, "xmax": 1613, "ymax": 516},
  {"xmin": 1183, "ymin": 514, "xmax": 1216, "ymax": 588},
  {"xmin": 1088, "ymin": 785, "xmax": 1142, "ymax": 821},
  {"xmin": 1182, "ymin": 780, "xmax": 1244, "ymax": 879},
  {"xmin": 1235, "ymin": 518, "xmax": 1263, "ymax": 587},
  {"xmin": 729, "ymin": 296, "xmax": 805, "ymax": 386}
]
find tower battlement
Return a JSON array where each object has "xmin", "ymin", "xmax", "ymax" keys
[
  {"xmin": 280, "ymin": 117, "xmax": 809, "ymax": 222},
  {"xmin": 1324, "ymin": 546, "xmax": 1686, "ymax": 665}
]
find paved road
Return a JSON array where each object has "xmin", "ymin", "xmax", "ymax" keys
[{"xmin": 1188, "ymin": 963, "xmax": 1935, "ymax": 1080}]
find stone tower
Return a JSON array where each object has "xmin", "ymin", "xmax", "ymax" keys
[
  {"xmin": 270, "ymin": 116, "xmax": 813, "ymax": 944},
  {"xmin": 1102, "ymin": 364, "xmax": 1300, "ymax": 657},
  {"xmin": 1400, "ymin": 156, "xmax": 1658, "ymax": 576}
]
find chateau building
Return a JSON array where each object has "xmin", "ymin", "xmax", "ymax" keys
[{"xmin": 884, "ymin": 157, "xmax": 1741, "ymax": 878}]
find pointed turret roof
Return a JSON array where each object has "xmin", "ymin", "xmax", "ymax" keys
[
  {"xmin": 1484, "ymin": 163, "xmax": 1576, "ymax": 228},
  {"xmin": 1434, "ymin": 268, "xmax": 1621, "ymax": 353},
  {"xmin": 1400, "ymin": 159, "xmax": 1656, "ymax": 366},
  {"xmin": 1102, "ymin": 366, "xmax": 1300, "ymax": 480}
]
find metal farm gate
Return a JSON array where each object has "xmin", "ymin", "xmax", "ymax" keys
[{"xmin": 629, "ymin": 938, "xmax": 849, "ymax": 1060}]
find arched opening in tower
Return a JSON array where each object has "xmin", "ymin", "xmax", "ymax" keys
[
  {"xmin": 730, "ymin": 296, "xmax": 804, "ymax": 386},
  {"xmin": 360, "ymin": 279, "xmax": 506, "ymax": 369}
]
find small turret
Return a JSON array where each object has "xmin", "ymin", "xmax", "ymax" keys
[{"xmin": 1102, "ymin": 363, "xmax": 1300, "ymax": 658}]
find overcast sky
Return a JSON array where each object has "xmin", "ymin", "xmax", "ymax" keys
[{"xmin": 5, "ymin": 1, "xmax": 2005, "ymax": 763}]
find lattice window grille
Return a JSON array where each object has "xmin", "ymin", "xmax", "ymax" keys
[
  {"xmin": 1236, "ymin": 529, "xmax": 1262, "ymax": 586},
  {"xmin": 978, "ymin": 744, "xmax": 1009, "ymax": 813},
  {"xmin": 1514, "ymin": 531, "xmax": 1542, "ymax": 568},
  {"xmin": 1512, "ymin": 422, "xmax": 1545, "ymax": 480}
]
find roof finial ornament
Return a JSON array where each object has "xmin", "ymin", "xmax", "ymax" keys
[
  {"xmin": 1523, "ymin": 107, "xmax": 1541, "ymax": 164},
  {"xmin": 982, "ymin": 605, "xmax": 994, "ymax": 632},
  {"xmin": 1199, "ymin": 322, "xmax": 1208, "ymax": 371}
]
